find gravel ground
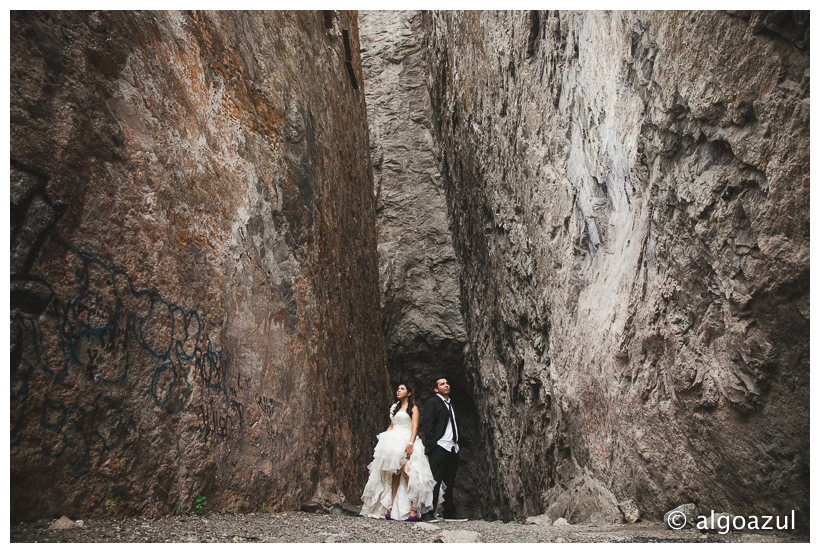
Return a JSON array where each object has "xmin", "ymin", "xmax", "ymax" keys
[{"xmin": 10, "ymin": 511, "xmax": 808, "ymax": 543}]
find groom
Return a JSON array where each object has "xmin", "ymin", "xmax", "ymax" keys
[{"xmin": 421, "ymin": 378, "xmax": 467, "ymax": 522}]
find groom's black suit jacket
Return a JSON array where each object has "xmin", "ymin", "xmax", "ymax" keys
[{"xmin": 422, "ymin": 395, "xmax": 456, "ymax": 456}]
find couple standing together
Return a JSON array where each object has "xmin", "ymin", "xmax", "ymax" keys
[{"xmin": 360, "ymin": 378, "xmax": 466, "ymax": 522}]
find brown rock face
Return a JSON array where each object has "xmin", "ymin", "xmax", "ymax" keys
[
  {"xmin": 10, "ymin": 10, "xmax": 390, "ymax": 522},
  {"xmin": 422, "ymin": 10, "xmax": 809, "ymax": 524}
]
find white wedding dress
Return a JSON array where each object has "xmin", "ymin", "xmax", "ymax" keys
[{"xmin": 360, "ymin": 406, "xmax": 438, "ymax": 520}]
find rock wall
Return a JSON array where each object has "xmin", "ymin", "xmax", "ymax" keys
[
  {"xmin": 358, "ymin": 11, "xmax": 483, "ymax": 517},
  {"xmin": 10, "ymin": 10, "xmax": 391, "ymax": 522},
  {"xmin": 422, "ymin": 10, "xmax": 809, "ymax": 525}
]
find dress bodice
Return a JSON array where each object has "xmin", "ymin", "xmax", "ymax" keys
[{"xmin": 391, "ymin": 408, "xmax": 412, "ymax": 429}]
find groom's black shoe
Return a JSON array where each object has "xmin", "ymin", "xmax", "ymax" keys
[
  {"xmin": 421, "ymin": 512, "xmax": 439, "ymax": 523},
  {"xmin": 442, "ymin": 512, "xmax": 468, "ymax": 522}
]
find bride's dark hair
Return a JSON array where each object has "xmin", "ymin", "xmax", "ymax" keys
[{"xmin": 391, "ymin": 384, "xmax": 415, "ymax": 417}]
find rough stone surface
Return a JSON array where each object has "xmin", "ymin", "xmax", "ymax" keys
[
  {"xmin": 543, "ymin": 469, "xmax": 619, "ymax": 524},
  {"xmin": 590, "ymin": 509, "xmax": 625, "ymax": 526},
  {"xmin": 665, "ymin": 504, "xmax": 698, "ymax": 530},
  {"xmin": 525, "ymin": 513, "xmax": 554, "ymax": 526},
  {"xmin": 434, "ymin": 529, "xmax": 485, "ymax": 543},
  {"xmin": 10, "ymin": 10, "xmax": 391, "ymax": 523},
  {"xmin": 553, "ymin": 518, "xmax": 570, "ymax": 527},
  {"xmin": 48, "ymin": 517, "xmax": 78, "ymax": 531},
  {"xmin": 358, "ymin": 11, "xmax": 481, "ymax": 517},
  {"xmin": 423, "ymin": 10, "xmax": 809, "ymax": 526},
  {"xmin": 618, "ymin": 499, "xmax": 641, "ymax": 524},
  {"xmin": 414, "ymin": 522, "xmax": 439, "ymax": 531}
]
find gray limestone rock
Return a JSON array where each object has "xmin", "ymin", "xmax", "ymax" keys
[
  {"xmin": 543, "ymin": 470, "xmax": 619, "ymax": 524},
  {"xmin": 553, "ymin": 518, "xmax": 571, "ymax": 527},
  {"xmin": 618, "ymin": 499, "xmax": 641, "ymax": 523},
  {"xmin": 434, "ymin": 530, "xmax": 485, "ymax": 543},
  {"xmin": 48, "ymin": 517, "xmax": 76, "ymax": 531},
  {"xmin": 421, "ymin": 9, "xmax": 809, "ymax": 527},
  {"xmin": 665, "ymin": 504, "xmax": 698, "ymax": 530},
  {"xmin": 525, "ymin": 513, "xmax": 554, "ymax": 526},
  {"xmin": 414, "ymin": 522, "xmax": 440, "ymax": 531}
]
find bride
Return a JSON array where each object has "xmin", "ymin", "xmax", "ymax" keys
[{"xmin": 360, "ymin": 384, "xmax": 437, "ymax": 521}]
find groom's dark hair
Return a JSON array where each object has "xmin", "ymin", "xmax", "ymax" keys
[{"xmin": 433, "ymin": 377, "xmax": 447, "ymax": 391}]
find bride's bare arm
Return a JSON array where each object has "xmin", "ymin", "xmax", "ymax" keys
[{"xmin": 406, "ymin": 406, "xmax": 420, "ymax": 457}]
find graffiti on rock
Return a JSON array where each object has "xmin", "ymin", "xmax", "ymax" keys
[{"xmin": 10, "ymin": 239, "xmax": 243, "ymax": 471}]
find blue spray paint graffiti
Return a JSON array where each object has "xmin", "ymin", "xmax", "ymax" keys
[{"xmin": 10, "ymin": 239, "xmax": 236, "ymax": 470}]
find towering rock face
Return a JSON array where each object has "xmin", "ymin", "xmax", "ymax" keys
[
  {"xmin": 10, "ymin": 10, "xmax": 390, "ymax": 522},
  {"xmin": 358, "ymin": 11, "xmax": 482, "ymax": 516},
  {"xmin": 422, "ymin": 10, "xmax": 809, "ymax": 523}
]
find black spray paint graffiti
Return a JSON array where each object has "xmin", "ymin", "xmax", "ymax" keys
[
  {"xmin": 197, "ymin": 396, "xmax": 245, "ymax": 442},
  {"xmin": 10, "ymin": 239, "xmax": 237, "ymax": 469},
  {"xmin": 58, "ymin": 244, "xmax": 201, "ymax": 410},
  {"xmin": 256, "ymin": 394, "xmax": 276, "ymax": 417}
]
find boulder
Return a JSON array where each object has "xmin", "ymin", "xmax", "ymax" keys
[
  {"xmin": 665, "ymin": 504, "xmax": 698, "ymax": 530},
  {"xmin": 553, "ymin": 518, "xmax": 571, "ymax": 527},
  {"xmin": 525, "ymin": 513, "xmax": 554, "ymax": 526},
  {"xmin": 617, "ymin": 499, "xmax": 641, "ymax": 523},
  {"xmin": 48, "ymin": 516, "xmax": 75, "ymax": 531},
  {"xmin": 329, "ymin": 503, "xmax": 360, "ymax": 517},
  {"xmin": 543, "ymin": 470, "xmax": 619, "ymax": 523}
]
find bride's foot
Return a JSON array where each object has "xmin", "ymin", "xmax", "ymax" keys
[{"xmin": 407, "ymin": 510, "xmax": 418, "ymax": 522}]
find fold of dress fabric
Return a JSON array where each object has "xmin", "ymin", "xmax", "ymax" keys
[{"xmin": 360, "ymin": 407, "xmax": 439, "ymax": 520}]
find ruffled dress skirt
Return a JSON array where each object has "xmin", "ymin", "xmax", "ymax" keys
[{"xmin": 360, "ymin": 410, "xmax": 438, "ymax": 520}]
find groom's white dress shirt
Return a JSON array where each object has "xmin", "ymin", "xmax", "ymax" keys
[{"xmin": 436, "ymin": 393, "xmax": 459, "ymax": 454}]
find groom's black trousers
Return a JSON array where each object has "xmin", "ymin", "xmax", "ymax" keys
[{"xmin": 428, "ymin": 445, "xmax": 459, "ymax": 515}]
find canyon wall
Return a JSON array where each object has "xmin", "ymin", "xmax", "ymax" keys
[
  {"xmin": 421, "ymin": 10, "xmax": 809, "ymax": 524},
  {"xmin": 10, "ymin": 10, "xmax": 390, "ymax": 522},
  {"xmin": 358, "ymin": 11, "xmax": 484, "ymax": 517}
]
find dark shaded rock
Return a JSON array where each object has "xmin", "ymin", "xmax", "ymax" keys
[
  {"xmin": 10, "ymin": 10, "xmax": 390, "ymax": 523},
  {"xmin": 329, "ymin": 503, "xmax": 360, "ymax": 516},
  {"xmin": 300, "ymin": 503, "xmax": 325, "ymax": 514}
]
